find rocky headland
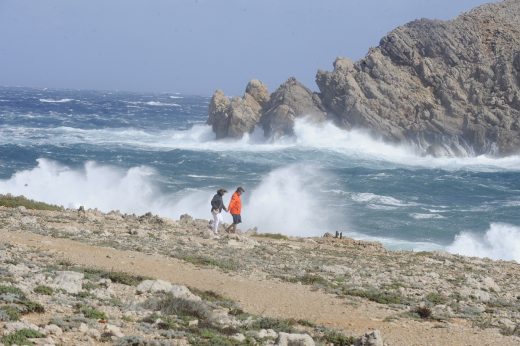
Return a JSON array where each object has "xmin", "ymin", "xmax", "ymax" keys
[
  {"xmin": 208, "ymin": 0, "xmax": 520, "ymax": 156},
  {"xmin": 0, "ymin": 197, "xmax": 520, "ymax": 345}
]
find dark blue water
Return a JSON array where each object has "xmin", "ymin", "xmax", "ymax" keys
[{"xmin": 1, "ymin": 86, "xmax": 520, "ymax": 259}]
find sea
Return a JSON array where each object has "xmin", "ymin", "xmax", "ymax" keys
[{"xmin": 1, "ymin": 86, "xmax": 520, "ymax": 261}]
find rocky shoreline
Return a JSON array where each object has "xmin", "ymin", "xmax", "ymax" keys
[
  {"xmin": 1, "ymin": 202, "xmax": 520, "ymax": 345},
  {"xmin": 208, "ymin": 0, "xmax": 520, "ymax": 156}
]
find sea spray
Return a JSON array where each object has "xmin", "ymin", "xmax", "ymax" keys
[
  {"xmin": 447, "ymin": 223, "xmax": 520, "ymax": 262},
  {"xmin": 0, "ymin": 159, "xmax": 342, "ymax": 236},
  {"xmin": 3, "ymin": 118, "xmax": 520, "ymax": 171}
]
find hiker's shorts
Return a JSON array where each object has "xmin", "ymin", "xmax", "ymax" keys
[{"xmin": 231, "ymin": 214, "xmax": 242, "ymax": 224}]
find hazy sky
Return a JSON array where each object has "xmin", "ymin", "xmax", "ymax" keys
[{"xmin": 0, "ymin": 0, "xmax": 494, "ymax": 95}]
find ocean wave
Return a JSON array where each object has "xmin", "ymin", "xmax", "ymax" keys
[
  {"xmin": 0, "ymin": 159, "xmax": 341, "ymax": 236},
  {"xmin": 409, "ymin": 213, "xmax": 445, "ymax": 220},
  {"xmin": 39, "ymin": 98, "xmax": 74, "ymax": 103},
  {"xmin": 2, "ymin": 117, "xmax": 520, "ymax": 171},
  {"xmin": 124, "ymin": 101, "xmax": 180, "ymax": 107},
  {"xmin": 145, "ymin": 101, "xmax": 180, "ymax": 107},
  {"xmin": 351, "ymin": 192, "xmax": 416, "ymax": 207},
  {"xmin": 447, "ymin": 223, "xmax": 520, "ymax": 262}
]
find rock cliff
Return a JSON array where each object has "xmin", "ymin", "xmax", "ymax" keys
[{"xmin": 208, "ymin": 0, "xmax": 520, "ymax": 156}]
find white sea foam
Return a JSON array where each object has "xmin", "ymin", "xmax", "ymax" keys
[
  {"xmin": 0, "ymin": 159, "xmax": 339, "ymax": 236},
  {"xmin": 2, "ymin": 117, "xmax": 520, "ymax": 171},
  {"xmin": 446, "ymin": 223, "xmax": 520, "ymax": 262},
  {"xmin": 145, "ymin": 101, "xmax": 180, "ymax": 107},
  {"xmin": 409, "ymin": 213, "xmax": 445, "ymax": 219},
  {"xmin": 39, "ymin": 98, "xmax": 74, "ymax": 103},
  {"xmin": 351, "ymin": 192, "xmax": 415, "ymax": 207}
]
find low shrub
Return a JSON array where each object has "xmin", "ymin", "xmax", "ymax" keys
[
  {"xmin": 0, "ymin": 194, "xmax": 62, "ymax": 211},
  {"xmin": 1, "ymin": 328, "xmax": 45, "ymax": 346}
]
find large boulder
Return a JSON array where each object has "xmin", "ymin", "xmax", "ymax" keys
[
  {"xmin": 261, "ymin": 77, "xmax": 327, "ymax": 138},
  {"xmin": 207, "ymin": 79, "xmax": 269, "ymax": 139},
  {"xmin": 52, "ymin": 271, "xmax": 84, "ymax": 294},
  {"xmin": 276, "ymin": 332, "xmax": 315, "ymax": 346}
]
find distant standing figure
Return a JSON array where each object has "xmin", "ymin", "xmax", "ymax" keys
[
  {"xmin": 226, "ymin": 187, "xmax": 245, "ymax": 234},
  {"xmin": 210, "ymin": 189, "xmax": 227, "ymax": 236}
]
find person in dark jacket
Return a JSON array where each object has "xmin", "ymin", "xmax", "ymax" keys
[{"xmin": 210, "ymin": 188, "xmax": 227, "ymax": 236}]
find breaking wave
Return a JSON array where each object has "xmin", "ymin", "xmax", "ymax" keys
[
  {"xmin": 39, "ymin": 98, "xmax": 74, "ymax": 103},
  {"xmin": 447, "ymin": 223, "xmax": 520, "ymax": 262},
  {"xmin": 0, "ymin": 159, "xmax": 340, "ymax": 236},
  {"xmin": 2, "ymin": 118, "xmax": 520, "ymax": 172}
]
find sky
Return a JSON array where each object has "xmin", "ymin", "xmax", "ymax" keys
[{"xmin": 0, "ymin": 0, "xmax": 495, "ymax": 96}]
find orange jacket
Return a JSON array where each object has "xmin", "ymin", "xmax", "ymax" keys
[{"xmin": 228, "ymin": 192, "xmax": 242, "ymax": 215}]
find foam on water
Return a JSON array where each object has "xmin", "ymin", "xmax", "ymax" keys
[
  {"xmin": 447, "ymin": 223, "xmax": 520, "ymax": 262},
  {"xmin": 39, "ymin": 98, "xmax": 74, "ymax": 103},
  {"xmin": 2, "ymin": 117, "xmax": 520, "ymax": 172},
  {"xmin": 351, "ymin": 192, "xmax": 416, "ymax": 207}
]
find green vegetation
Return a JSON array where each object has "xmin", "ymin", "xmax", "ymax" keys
[
  {"xmin": 248, "ymin": 316, "xmax": 295, "ymax": 333},
  {"xmin": 1, "ymin": 328, "xmax": 45, "ymax": 346},
  {"xmin": 291, "ymin": 273, "xmax": 328, "ymax": 286},
  {"xmin": 0, "ymin": 194, "xmax": 62, "ymax": 211},
  {"xmin": 425, "ymin": 292, "xmax": 448, "ymax": 305},
  {"xmin": 34, "ymin": 285, "xmax": 54, "ymax": 296},
  {"xmin": 0, "ymin": 306, "xmax": 21, "ymax": 321},
  {"xmin": 343, "ymin": 287, "xmax": 407, "ymax": 305},
  {"xmin": 20, "ymin": 301, "xmax": 45, "ymax": 313},
  {"xmin": 77, "ymin": 305, "xmax": 107, "ymax": 320},
  {"xmin": 319, "ymin": 329, "xmax": 356, "ymax": 345},
  {"xmin": 150, "ymin": 295, "xmax": 210, "ymax": 319},
  {"xmin": 0, "ymin": 285, "xmax": 25, "ymax": 297},
  {"xmin": 75, "ymin": 267, "xmax": 150, "ymax": 286},
  {"xmin": 253, "ymin": 233, "xmax": 289, "ymax": 240}
]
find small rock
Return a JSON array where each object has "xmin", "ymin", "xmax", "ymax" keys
[
  {"xmin": 78, "ymin": 323, "xmax": 88, "ymax": 333},
  {"xmin": 136, "ymin": 279, "xmax": 172, "ymax": 294},
  {"xmin": 188, "ymin": 319, "xmax": 198, "ymax": 327},
  {"xmin": 52, "ymin": 271, "xmax": 84, "ymax": 294},
  {"xmin": 44, "ymin": 324, "xmax": 63, "ymax": 336},
  {"xmin": 231, "ymin": 333, "xmax": 246, "ymax": 342},
  {"xmin": 104, "ymin": 324, "xmax": 124, "ymax": 338},
  {"xmin": 87, "ymin": 328, "xmax": 101, "ymax": 340},
  {"xmin": 4, "ymin": 321, "xmax": 40, "ymax": 334},
  {"xmin": 355, "ymin": 330, "xmax": 384, "ymax": 346},
  {"xmin": 276, "ymin": 332, "xmax": 315, "ymax": 346},
  {"xmin": 256, "ymin": 329, "xmax": 278, "ymax": 339}
]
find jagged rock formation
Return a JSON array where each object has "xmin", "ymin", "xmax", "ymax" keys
[
  {"xmin": 317, "ymin": 0, "xmax": 520, "ymax": 156},
  {"xmin": 208, "ymin": 77, "xmax": 325, "ymax": 139},
  {"xmin": 261, "ymin": 77, "xmax": 327, "ymax": 138},
  {"xmin": 208, "ymin": 0, "xmax": 520, "ymax": 156},
  {"xmin": 207, "ymin": 80, "xmax": 269, "ymax": 139}
]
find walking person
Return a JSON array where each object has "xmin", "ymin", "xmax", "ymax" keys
[
  {"xmin": 210, "ymin": 189, "xmax": 227, "ymax": 237},
  {"xmin": 225, "ymin": 187, "xmax": 244, "ymax": 234}
]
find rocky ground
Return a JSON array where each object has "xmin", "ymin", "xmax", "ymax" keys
[{"xmin": 1, "ymin": 200, "xmax": 520, "ymax": 345}]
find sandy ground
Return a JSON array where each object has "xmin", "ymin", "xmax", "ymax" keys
[{"xmin": 1, "ymin": 228, "xmax": 517, "ymax": 346}]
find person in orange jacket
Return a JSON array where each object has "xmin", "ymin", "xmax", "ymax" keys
[{"xmin": 225, "ymin": 186, "xmax": 245, "ymax": 234}]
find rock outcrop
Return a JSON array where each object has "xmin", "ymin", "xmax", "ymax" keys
[
  {"xmin": 208, "ymin": 77, "xmax": 325, "ymax": 139},
  {"xmin": 261, "ymin": 77, "xmax": 326, "ymax": 138},
  {"xmin": 207, "ymin": 80, "xmax": 269, "ymax": 139},
  {"xmin": 317, "ymin": 0, "xmax": 520, "ymax": 156},
  {"xmin": 208, "ymin": 0, "xmax": 520, "ymax": 156}
]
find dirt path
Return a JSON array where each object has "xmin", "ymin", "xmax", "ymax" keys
[{"xmin": 1, "ymin": 229, "xmax": 515, "ymax": 346}]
